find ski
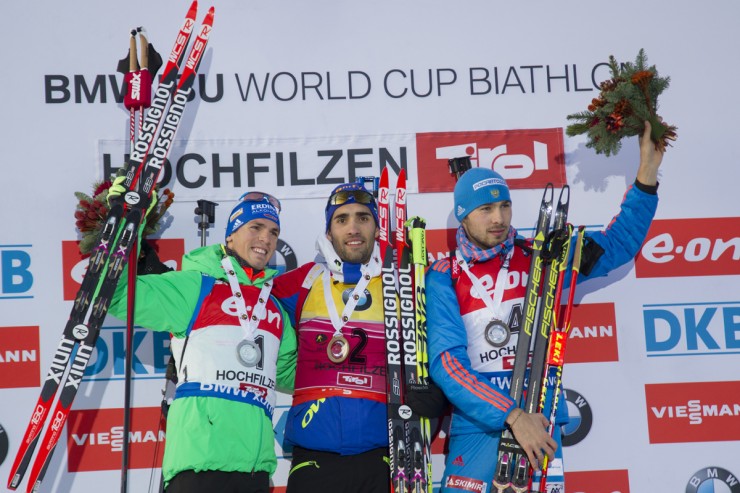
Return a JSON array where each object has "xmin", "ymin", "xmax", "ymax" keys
[
  {"xmin": 493, "ymin": 184, "xmax": 554, "ymax": 493},
  {"xmin": 407, "ymin": 216, "xmax": 431, "ymax": 493},
  {"xmin": 395, "ymin": 170, "xmax": 430, "ymax": 493},
  {"xmin": 536, "ymin": 225, "xmax": 585, "ymax": 492},
  {"xmin": 509, "ymin": 185, "xmax": 570, "ymax": 493},
  {"xmin": 379, "ymin": 167, "xmax": 406, "ymax": 492},
  {"xmin": 7, "ymin": 4, "xmax": 213, "ymax": 491}
]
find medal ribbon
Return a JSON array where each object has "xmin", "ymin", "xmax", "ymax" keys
[
  {"xmin": 455, "ymin": 248, "xmax": 513, "ymax": 321},
  {"xmin": 221, "ymin": 256, "xmax": 273, "ymax": 341},
  {"xmin": 322, "ymin": 265, "xmax": 372, "ymax": 338}
]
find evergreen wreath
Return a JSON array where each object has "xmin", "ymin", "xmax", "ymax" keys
[
  {"xmin": 74, "ymin": 168, "xmax": 174, "ymax": 255},
  {"xmin": 566, "ymin": 49, "xmax": 677, "ymax": 156}
]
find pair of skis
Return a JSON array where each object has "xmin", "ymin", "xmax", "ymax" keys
[
  {"xmin": 378, "ymin": 167, "xmax": 432, "ymax": 493},
  {"xmin": 492, "ymin": 184, "xmax": 585, "ymax": 493},
  {"xmin": 7, "ymin": 3, "xmax": 214, "ymax": 492}
]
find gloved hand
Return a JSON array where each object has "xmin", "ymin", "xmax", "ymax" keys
[
  {"xmin": 106, "ymin": 174, "xmax": 158, "ymax": 218},
  {"xmin": 106, "ymin": 175, "xmax": 127, "ymax": 206},
  {"xmin": 405, "ymin": 380, "xmax": 450, "ymax": 418}
]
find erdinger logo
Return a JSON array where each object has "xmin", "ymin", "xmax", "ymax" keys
[
  {"xmin": 415, "ymin": 128, "xmax": 566, "ymax": 193},
  {"xmin": 561, "ymin": 388, "xmax": 592, "ymax": 446},
  {"xmin": 686, "ymin": 467, "xmax": 740, "ymax": 493},
  {"xmin": 269, "ymin": 239, "xmax": 298, "ymax": 275},
  {"xmin": 635, "ymin": 217, "xmax": 740, "ymax": 278}
]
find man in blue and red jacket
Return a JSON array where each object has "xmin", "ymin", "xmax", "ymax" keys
[
  {"xmin": 427, "ymin": 122, "xmax": 665, "ymax": 492},
  {"xmin": 273, "ymin": 182, "xmax": 392, "ymax": 493}
]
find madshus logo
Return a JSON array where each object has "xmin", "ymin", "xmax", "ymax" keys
[
  {"xmin": 686, "ymin": 467, "xmax": 740, "ymax": 493},
  {"xmin": 561, "ymin": 388, "xmax": 593, "ymax": 447},
  {"xmin": 268, "ymin": 239, "xmax": 297, "ymax": 274}
]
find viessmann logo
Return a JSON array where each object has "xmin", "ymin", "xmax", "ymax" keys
[
  {"xmin": 67, "ymin": 407, "xmax": 165, "ymax": 472},
  {"xmin": 635, "ymin": 217, "xmax": 740, "ymax": 278},
  {"xmin": 564, "ymin": 469, "xmax": 630, "ymax": 493},
  {"xmin": 415, "ymin": 128, "xmax": 566, "ymax": 193},
  {"xmin": 62, "ymin": 239, "xmax": 185, "ymax": 300},
  {"xmin": 645, "ymin": 381, "xmax": 740, "ymax": 444},
  {"xmin": 0, "ymin": 326, "xmax": 40, "ymax": 389}
]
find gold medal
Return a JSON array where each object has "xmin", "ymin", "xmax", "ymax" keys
[
  {"xmin": 484, "ymin": 319, "xmax": 511, "ymax": 347},
  {"xmin": 327, "ymin": 335, "xmax": 350, "ymax": 363}
]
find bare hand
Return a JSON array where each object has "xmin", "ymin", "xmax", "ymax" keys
[
  {"xmin": 507, "ymin": 408, "xmax": 557, "ymax": 470},
  {"xmin": 636, "ymin": 120, "xmax": 665, "ymax": 186}
]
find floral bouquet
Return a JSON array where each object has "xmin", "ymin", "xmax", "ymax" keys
[
  {"xmin": 74, "ymin": 169, "xmax": 174, "ymax": 255},
  {"xmin": 566, "ymin": 49, "xmax": 677, "ymax": 156}
]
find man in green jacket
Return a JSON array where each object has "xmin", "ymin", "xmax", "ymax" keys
[{"xmin": 109, "ymin": 191, "xmax": 296, "ymax": 493}]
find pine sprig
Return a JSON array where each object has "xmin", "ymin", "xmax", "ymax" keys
[{"xmin": 566, "ymin": 49, "xmax": 677, "ymax": 156}]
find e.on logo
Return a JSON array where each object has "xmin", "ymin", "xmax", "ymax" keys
[
  {"xmin": 415, "ymin": 128, "xmax": 566, "ymax": 193},
  {"xmin": 0, "ymin": 326, "xmax": 40, "ymax": 388},
  {"xmin": 564, "ymin": 469, "xmax": 630, "ymax": 493},
  {"xmin": 644, "ymin": 381, "xmax": 740, "ymax": 444},
  {"xmin": 635, "ymin": 217, "xmax": 740, "ymax": 278},
  {"xmin": 61, "ymin": 238, "xmax": 185, "ymax": 300},
  {"xmin": 66, "ymin": 407, "xmax": 165, "ymax": 472}
]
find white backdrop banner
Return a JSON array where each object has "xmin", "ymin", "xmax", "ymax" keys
[{"xmin": 1, "ymin": 1, "xmax": 739, "ymax": 492}]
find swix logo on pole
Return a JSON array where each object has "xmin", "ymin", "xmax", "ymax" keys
[
  {"xmin": 130, "ymin": 72, "xmax": 141, "ymax": 100},
  {"xmin": 635, "ymin": 217, "xmax": 740, "ymax": 278},
  {"xmin": 415, "ymin": 128, "xmax": 566, "ymax": 193},
  {"xmin": 645, "ymin": 381, "xmax": 740, "ymax": 443}
]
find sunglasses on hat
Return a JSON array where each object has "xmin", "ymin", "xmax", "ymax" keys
[
  {"xmin": 238, "ymin": 191, "xmax": 282, "ymax": 212},
  {"xmin": 327, "ymin": 189, "xmax": 375, "ymax": 206}
]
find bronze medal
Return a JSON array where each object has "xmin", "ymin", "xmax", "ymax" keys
[{"xmin": 327, "ymin": 334, "xmax": 350, "ymax": 363}]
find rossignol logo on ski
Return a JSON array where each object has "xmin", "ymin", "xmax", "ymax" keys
[{"xmin": 7, "ymin": 3, "xmax": 215, "ymax": 491}]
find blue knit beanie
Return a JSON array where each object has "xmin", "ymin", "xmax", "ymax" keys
[
  {"xmin": 325, "ymin": 182, "xmax": 379, "ymax": 232},
  {"xmin": 225, "ymin": 198, "xmax": 280, "ymax": 240},
  {"xmin": 453, "ymin": 168, "xmax": 511, "ymax": 222}
]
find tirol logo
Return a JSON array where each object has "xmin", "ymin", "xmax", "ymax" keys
[
  {"xmin": 268, "ymin": 239, "xmax": 298, "ymax": 275},
  {"xmin": 635, "ymin": 217, "xmax": 740, "ymax": 278},
  {"xmin": 416, "ymin": 128, "xmax": 566, "ymax": 193},
  {"xmin": 564, "ymin": 469, "xmax": 630, "ymax": 493},
  {"xmin": 0, "ymin": 326, "xmax": 40, "ymax": 389},
  {"xmin": 645, "ymin": 381, "xmax": 740, "ymax": 444},
  {"xmin": 643, "ymin": 301, "xmax": 740, "ymax": 357},
  {"xmin": 686, "ymin": 467, "xmax": 740, "ymax": 493},
  {"xmin": 565, "ymin": 302, "xmax": 619, "ymax": 363},
  {"xmin": 66, "ymin": 407, "xmax": 165, "ymax": 472},
  {"xmin": 337, "ymin": 372, "xmax": 372, "ymax": 389},
  {"xmin": 62, "ymin": 238, "xmax": 185, "ymax": 300},
  {"xmin": 562, "ymin": 388, "xmax": 593, "ymax": 447}
]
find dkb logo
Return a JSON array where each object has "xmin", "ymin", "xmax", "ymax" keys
[{"xmin": 0, "ymin": 245, "xmax": 33, "ymax": 299}]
